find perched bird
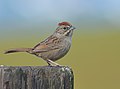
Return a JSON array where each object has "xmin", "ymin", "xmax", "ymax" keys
[{"xmin": 4, "ymin": 22, "xmax": 76, "ymax": 66}]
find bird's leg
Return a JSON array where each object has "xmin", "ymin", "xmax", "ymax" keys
[
  {"xmin": 46, "ymin": 60, "xmax": 52, "ymax": 66},
  {"xmin": 41, "ymin": 58, "xmax": 61, "ymax": 66},
  {"xmin": 47, "ymin": 59, "xmax": 61, "ymax": 66}
]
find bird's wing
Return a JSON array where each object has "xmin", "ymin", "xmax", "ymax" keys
[{"xmin": 32, "ymin": 36, "xmax": 63, "ymax": 53}]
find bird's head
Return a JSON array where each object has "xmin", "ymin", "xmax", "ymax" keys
[{"xmin": 54, "ymin": 22, "xmax": 76, "ymax": 37}]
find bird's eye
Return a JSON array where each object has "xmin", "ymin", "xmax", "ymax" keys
[{"xmin": 63, "ymin": 27, "xmax": 68, "ymax": 30}]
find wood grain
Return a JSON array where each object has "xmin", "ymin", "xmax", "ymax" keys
[{"xmin": 0, "ymin": 66, "xmax": 74, "ymax": 89}]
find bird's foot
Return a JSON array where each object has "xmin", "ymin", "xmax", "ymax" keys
[{"xmin": 47, "ymin": 60, "xmax": 61, "ymax": 66}]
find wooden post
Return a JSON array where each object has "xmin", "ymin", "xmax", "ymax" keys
[{"xmin": 0, "ymin": 66, "xmax": 74, "ymax": 89}]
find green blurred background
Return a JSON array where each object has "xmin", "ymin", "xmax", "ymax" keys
[{"xmin": 0, "ymin": 0, "xmax": 120, "ymax": 89}]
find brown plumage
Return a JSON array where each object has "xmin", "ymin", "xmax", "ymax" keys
[
  {"xmin": 58, "ymin": 22, "xmax": 71, "ymax": 26},
  {"xmin": 4, "ymin": 22, "xmax": 76, "ymax": 66},
  {"xmin": 4, "ymin": 48, "xmax": 32, "ymax": 54}
]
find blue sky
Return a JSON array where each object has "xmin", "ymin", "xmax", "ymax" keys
[{"xmin": 0, "ymin": 0, "xmax": 120, "ymax": 30}]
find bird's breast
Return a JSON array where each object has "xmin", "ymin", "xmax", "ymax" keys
[{"xmin": 41, "ymin": 37, "xmax": 71, "ymax": 61}]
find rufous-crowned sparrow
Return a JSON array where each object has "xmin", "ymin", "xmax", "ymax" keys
[{"xmin": 4, "ymin": 22, "xmax": 76, "ymax": 66}]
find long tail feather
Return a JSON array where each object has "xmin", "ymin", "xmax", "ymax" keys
[{"xmin": 4, "ymin": 48, "xmax": 32, "ymax": 54}]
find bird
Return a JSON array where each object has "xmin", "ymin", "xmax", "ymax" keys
[{"xmin": 4, "ymin": 22, "xmax": 76, "ymax": 66}]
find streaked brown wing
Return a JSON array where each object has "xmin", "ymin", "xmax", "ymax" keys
[{"xmin": 32, "ymin": 36, "xmax": 63, "ymax": 53}]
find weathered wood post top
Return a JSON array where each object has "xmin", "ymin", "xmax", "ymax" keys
[{"xmin": 0, "ymin": 66, "xmax": 74, "ymax": 89}]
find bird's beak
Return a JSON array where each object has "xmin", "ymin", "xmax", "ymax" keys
[{"xmin": 70, "ymin": 26, "xmax": 76, "ymax": 30}]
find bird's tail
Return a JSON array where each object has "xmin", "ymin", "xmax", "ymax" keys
[{"xmin": 4, "ymin": 48, "xmax": 32, "ymax": 54}]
